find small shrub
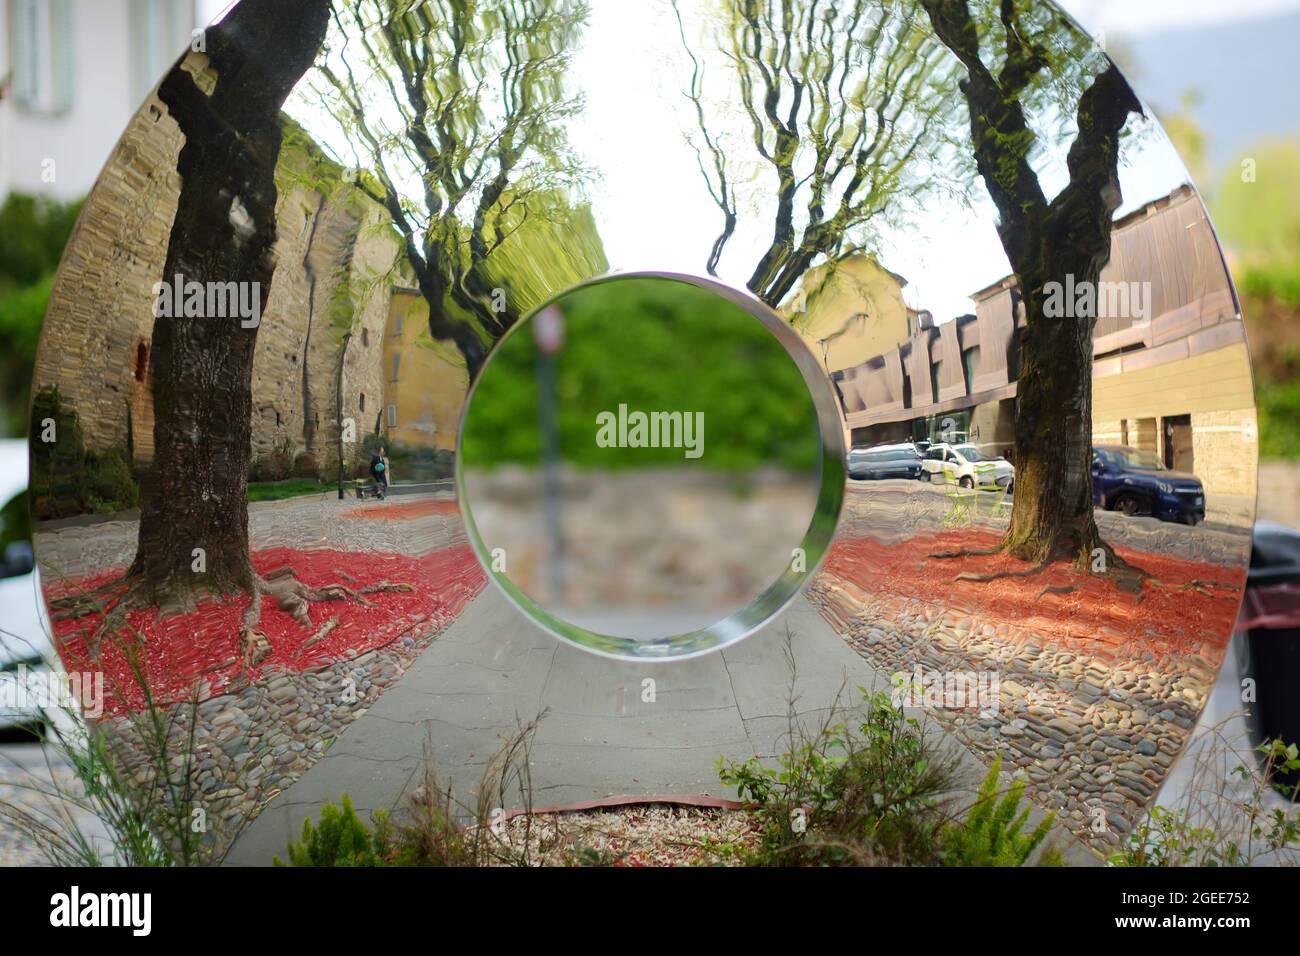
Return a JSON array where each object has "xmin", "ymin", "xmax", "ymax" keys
[
  {"xmin": 249, "ymin": 437, "xmax": 294, "ymax": 482},
  {"xmin": 292, "ymin": 451, "xmax": 320, "ymax": 480},
  {"xmin": 275, "ymin": 795, "xmax": 385, "ymax": 867},
  {"xmin": 84, "ymin": 446, "xmax": 139, "ymax": 513},
  {"xmin": 942, "ymin": 757, "xmax": 1056, "ymax": 866},
  {"xmin": 1110, "ymin": 737, "xmax": 1300, "ymax": 867},
  {"xmin": 29, "ymin": 386, "xmax": 139, "ymax": 518},
  {"xmin": 277, "ymin": 717, "xmax": 545, "ymax": 867},
  {"xmin": 718, "ymin": 689, "xmax": 957, "ymax": 866}
]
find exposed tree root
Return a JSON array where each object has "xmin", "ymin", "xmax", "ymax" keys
[
  {"xmin": 50, "ymin": 577, "xmax": 132, "ymax": 621},
  {"xmin": 240, "ymin": 627, "xmax": 273, "ymax": 669},
  {"xmin": 239, "ymin": 567, "xmax": 412, "ymax": 671},
  {"xmin": 953, "ymin": 560, "xmax": 1051, "ymax": 584},
  {"xmin": 936, "ymin": 532, "xmax": 1236, "ymax": 605},
  {"xmin": 929, "ymin": 547, "xmax": 1004, "ymax": 560},
  {"xmin": 55, "ymin": 563, "xmax": 412, "ymax": 677},
  {"xmin": 1036, "ymin": 583, "xmax": 1079, "ymax": 601},
  {"xmin": 303, "ymin": 617, "xmax": 339, "ymax": 650}
]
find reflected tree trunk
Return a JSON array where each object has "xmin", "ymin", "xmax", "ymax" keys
[
  {"xmin": 128, "ymin": 0, "xmax": 331, "ymax": 608},
  {"xmin": 922, "ymin": 0, "xmax": 1141, "ymax": 567}
]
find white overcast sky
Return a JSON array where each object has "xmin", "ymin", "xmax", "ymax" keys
[{"xmin": 1060, "ymin": 0, "xmax": 1300, "ymax": 33}]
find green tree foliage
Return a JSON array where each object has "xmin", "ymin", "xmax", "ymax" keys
[
  {"xmin": 306, "ymin": 0, "xmax": 595, "ymax": 378},
  {"xmin": 461, "ymin": 277, "xmax": 821, "ymax": 472},
  {"xmin": 0, "ymin": 194, "xmax": 84, "ymax": 436},
  {"xmin": 678, "ymin": 0, "xmax": 964, "ymax": 305},
  {"xmin": 0, "ymin": 193, "xmax": 83, "ymax": 288},
  {"xmin": 1208, "ymin": 138, "xmax": 1300, "ymax": 458},
  {"xmin": 0, "ymin": 274, "xmax": 55, "ymax": 436},
  {"xmin": 1211, "ymin": 139, "xmax": 1300, "ymax": 270}
]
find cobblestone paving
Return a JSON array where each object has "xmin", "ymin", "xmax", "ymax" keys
[
  {"xmin": 815, "ymin": 481, "xmax": 1250, "ymax": 855},
  {"xmin": 21, "ymin": 492, "xmax": 476, "ymax": 862}
]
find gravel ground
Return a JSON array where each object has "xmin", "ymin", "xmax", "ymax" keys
[
  {"xmin": 0, "ymin": 747, "xmax": 105, "ymax": 866},
  {"xmin": 491, "ymin": 804, "xmax": 759, "ymax": 866},
  {"xmin": 809, "ymin": 579, "xmax": 1211, "ymax": 855}
]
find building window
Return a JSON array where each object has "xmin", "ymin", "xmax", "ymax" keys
[
  {"xmin": 962, "ymin": 346, "xmax": 980, "ymax": 393},
  {"xmin": 930, "ymin": 360, "xmax": 942, "ymax": 402},
  {"xmin": 361, "ymin": 328, "xmax": 369, "ymax": 347},
  {"xmin": 10, "ymin": 0, "xmax": 74, "ymax": 115},
  {"xmin": 134, "ymin": 342, "xmax": 149, "ymax": 383},
  {"xmin": 394, "ymin": 312, "xmax": 404, "ymax": 335},
  {"xmin": 391, "ymin": 353, "xmax": 401, "ymax": 382},
  {"xmin": 386, "ymin": 404, "xmax": 398, "ymax": 427},
  {"xmin": 359, "ymin": 392, "xmax": 365, "ymax": 413},
  {"xmin": 129, "ymin": 0, "xmax": 185, "ymax": 106}
]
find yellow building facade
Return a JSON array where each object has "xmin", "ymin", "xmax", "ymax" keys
[
  {"xmin": 381, "ymin": 288, "xmax": 470, "ymax": 453},
  {"xmin": 783, "ymin": 255, "xmax": 913, "ymax": 375}
]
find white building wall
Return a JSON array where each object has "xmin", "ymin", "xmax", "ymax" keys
[{"xmin": 0, "ymin": 0, "xmax": 210, "ymax": 201}]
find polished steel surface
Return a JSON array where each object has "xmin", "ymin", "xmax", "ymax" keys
[{"xmin": 27, "ymin": 0, "xmax": 1256, "ymax": 859}]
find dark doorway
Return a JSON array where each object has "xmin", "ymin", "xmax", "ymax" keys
[{"xmin": 1163, "ymin": 414, "xmax": 1193, "ymax": 472}]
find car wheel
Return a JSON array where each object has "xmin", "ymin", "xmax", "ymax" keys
[
  {"xmin": 1114, "ymin": 493, "xmax": 1142, "ymax": 517},
  {"xmin": 959, "ymin": 476, "xmax": 974, "ymax": 490},
  {"xmin": 928, "ymin": 471, "xmax": 942, "ymax": 484}
]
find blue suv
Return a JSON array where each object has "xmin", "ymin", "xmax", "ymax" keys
[{"xmin": 1092, "ymin": 445, "xmax": 1205, "ymax": 525}]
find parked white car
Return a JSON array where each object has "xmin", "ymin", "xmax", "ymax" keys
[
  {"xmin": 0, "ymin": 439, "xmax": 61, "ymax": 737},
  {"xmin": 920, "ymin": 442, "xmax": 1014, "ymax": 492}
]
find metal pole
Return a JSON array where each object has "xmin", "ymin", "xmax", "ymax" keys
[{"xmin": 534, "ymin": 307, "xmax": 566, "ymax": 604}]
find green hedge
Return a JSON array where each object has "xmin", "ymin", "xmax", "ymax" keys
[{"xmin": 462, "ymin": 277, "xmax": 820, "ymax": 472}]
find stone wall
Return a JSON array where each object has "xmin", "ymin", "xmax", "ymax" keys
[
  {"xmin": 1191, "ymin": 408, "xmax": 1258, "ymax": 520},
  {"xmin": 33, "ymin": 54, "xmax": 399, "ymax": 478},
  {"xmin": 249, "ymin": 130, "xmax": 401, "ymax": 473},
  {"xmin": 36, "ymin": 91, "xmax": 182, "ymax": 459}
]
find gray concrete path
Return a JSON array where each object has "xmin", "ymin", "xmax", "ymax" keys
[{"xmin": 225, "ymin": 588, "xmax": 1095, "ymax": 865}]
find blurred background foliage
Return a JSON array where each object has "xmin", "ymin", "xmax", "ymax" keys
[
  {"xmin": 0, "ymin": 193, "xmax": 82, "ymax": 437},
  {"xmin": 1201, "ymin": 138, "xmax": 1300, "ymax": 460},
  {"xmin": 462, "ymin": 277, "xmax": 821, "ymax": 472}
]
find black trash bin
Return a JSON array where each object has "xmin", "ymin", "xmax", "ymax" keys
[{"xmin": 1238, "ymin": 522, "xmax": 1300, "ymax": 796}]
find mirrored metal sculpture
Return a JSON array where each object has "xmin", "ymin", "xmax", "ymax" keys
[{"xmin": 29, "ymin": 0, "xmax": 1255, "ymax": 863}]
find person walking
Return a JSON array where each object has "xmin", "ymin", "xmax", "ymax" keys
[{"xmin": 369, "ymin": 446, "xmax": 389, "ymax": 499}]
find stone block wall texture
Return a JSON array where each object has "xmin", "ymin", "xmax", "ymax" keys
[
  {"xmin": 383, "ymin": 290, "xmax": 469, "ymax": 454},
  {"xmin": 1191, "ymin": 408, "xmax": 1258, "ymax": 508},
  {"xmin": 33, "ymin": 53, "xmax": 399, "ymax": 475},
  {"xmin": 250, "ymin": 134, "xmax": 401, "ymax": 472}
]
